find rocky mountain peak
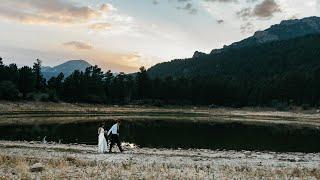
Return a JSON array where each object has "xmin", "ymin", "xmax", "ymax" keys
[{"xmin": 192, "ymin": 51, "xmax": 207, "ymax": 58}]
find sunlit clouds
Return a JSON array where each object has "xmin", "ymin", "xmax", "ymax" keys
[
  {"xmin": 63, "ymin": 41, "xmax": 93, "ymax": 50},
  {"xmin": 88, "ymin": 23, "xmax": 112, "ymax": 31},
  {"xmin": 84, "ymin": 51, "xmax": 156, "ymax": 73},
  {"xmin": 0, "ymin": 0, "xmax": 110, "ymax": 25},
  {"xmin": 0, "ymin": 0, "xmax": 319, "ymax": 72}
]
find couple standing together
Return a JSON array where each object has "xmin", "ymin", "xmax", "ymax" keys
[{"xmin": 98, "ymin": 120, "xmax": 123, "ymax": 153}]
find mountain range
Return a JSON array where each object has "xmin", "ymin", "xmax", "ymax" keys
[
  {"xmin": 219, "ymin": 16, "xmax": 320, "ymax": 51},
  {"xmin": 42, "ymin": 60, "xmax": 91, "ymax": 80},
  {"xmin": 41, "ymin": 16, "xmax": 320, "ymax": 81},
  {"xmin": 148, "ymin": 16, "xmax": 320, "ymax": 78}
]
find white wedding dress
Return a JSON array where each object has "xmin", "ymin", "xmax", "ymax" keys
[{"xmin": 98, "ymin": 127, "xmax": 108, "ymax": 153}]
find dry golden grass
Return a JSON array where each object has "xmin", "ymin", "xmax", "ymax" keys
[
  {"xmin": 0, "ymin": 154, "xmax": 7, "ymax": 165},
  {"xmin": 16, "ymin": 158, "xmax": 30, "ymax": 179},
  {"xmin": 1, "ymin": 153, "xmax": 320, "ymax": 179},
  {"xmin": 0, "ymin": 155, "xmax": 31, "ymax": 179},
  {"xmin": 0, "ymin": 153, "xmax": 211, "ymax": 179},
  {"xmin": 2, "ymin": 140, "xmax": 319, "ymax": 179}
]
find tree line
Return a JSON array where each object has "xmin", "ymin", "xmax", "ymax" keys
[
  {"xmin": 0, "ymin": 58, "xmax": 159, "ymax": 105},
  {"xmin": 1, "ymin": 55, "xmax": 320, "ymax": 109},
  {"xmin": 1, "ymin": 34, "xmax": 320, "ymax": 108}
]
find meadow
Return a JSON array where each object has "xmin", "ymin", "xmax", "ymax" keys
[
  {"xmin": 1, "ymin": 101, "xmax": 320, "ymax": 179},
  {"xmin": 0, "ymin": 141, "xmax": 320, "ymax": 179}
]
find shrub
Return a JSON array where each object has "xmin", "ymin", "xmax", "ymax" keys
[
  {"xmin": 0, "ymin": 81, "xmax": 19, "ymax": 100},
  {"xmin": 85, "ymin": 94, "xmax": 106, "ymax": 104},
  {"xmin": 26, "ymin": 92, "xmax": 50, "ymax": 101},
  {"xmin": 302, "ymin": 104, "xmax": 311, "ymax": 110},
  {"xmin": 152, "ymin": 100, "xmax": 164, "ymax": 107},
  {"xmin": 271, "ymin": 100, "xmax": 289, "ymax": 111},
  {"xmin": 40, "ymin": 94, "xmax": 50, "ymax": 102},
  {"xmin": 48, "ymin": 90, "xmax": 59, "ymax": 102}
]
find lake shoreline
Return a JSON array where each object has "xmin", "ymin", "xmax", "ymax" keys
[
  {"xmin": 1, "ymin": 101, "xmax": 320, "ymax": 153},
  {"xmin": 1, "ymin": 101, "xmax": 320, "ymax": 127},
  {"xmin": 0, "ymin": 140, "xmax": 319, "ymax": 179}
]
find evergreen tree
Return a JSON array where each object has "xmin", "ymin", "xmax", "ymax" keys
[
  {"xmin": 62, "ymin": 70, "xmax": 82, "ymax": 102},
  {"xmin": 48, "ymin": 73, "xmax": 64, "ymax": 96},
  {"xmin": 18, "ymin": 66, "xmax": 35, "ymax": 98},
  {"xmin": 0, "ymin": 57, "xmax": 4, "ymax": 82},
  {"xmin": 6, "ymin": 64, "xmax": 19, "ymax": 85},
  {"xmin": 0, "ymin": 81, "xmax": 19, "ymax": 100},
  {"xmin": 104, "ymin": 70, "xmax": 114, "ymax": 101},
  {"xmin": 33, "ymin": 59, "xmax": 45, "ymax": 91},
  {"xmin": 136, "ymin": 66, "xmax": 150, "ymax": 99},
  {"xmin": 84, "ymin": 65, "xmax": 106, "ymax": 103},
  {"xmin": 109, "ymin": 72, "xmax": 133, "ymax": 104}
]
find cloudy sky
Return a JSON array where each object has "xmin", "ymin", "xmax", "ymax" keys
[{"xmin": 0, "ymin": 0, "xmax": 319, "ymax": 72}]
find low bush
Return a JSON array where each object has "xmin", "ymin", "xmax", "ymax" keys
[{"xmin": 0, "ymin": 81, "xmax": 19, "ymax": 100}]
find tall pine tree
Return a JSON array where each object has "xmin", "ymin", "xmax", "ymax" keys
[{"xmin": 33, "ymin": 59, "xmax": 45, "ymax": 91}]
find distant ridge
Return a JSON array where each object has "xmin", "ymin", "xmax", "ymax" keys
[
  {"xmin": 42, "ymin": 60, "xmax": 91, "ymax": 80},
  {"xmin": 147, "ymin": 16, "xmax": 320, "ymax": 78},
  {"xmin": 212, "ymin": 16, "xmax": 320, "ymax": 53}
]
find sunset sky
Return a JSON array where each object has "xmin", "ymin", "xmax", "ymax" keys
[{"xmin": 0, "ymin": 0, "xmax": 319, "ymax": 72}]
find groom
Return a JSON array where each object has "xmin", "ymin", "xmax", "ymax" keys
[{"xmin": 107, "ymin": 120, "xmax": 123, "ymax": 153}]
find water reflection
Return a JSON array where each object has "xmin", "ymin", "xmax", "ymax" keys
[{"xmin": 0, "ymin": 120, "xmax": 320, "ymax": 152}]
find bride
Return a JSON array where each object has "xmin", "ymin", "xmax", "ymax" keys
[{"xmin": 98, "ymin": 123, "xmax": 108, "ymax": 153}]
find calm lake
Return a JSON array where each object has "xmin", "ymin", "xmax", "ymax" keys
[{"xmin": 1, "ymin": 119, "xmax": 320, "ymax": 152}]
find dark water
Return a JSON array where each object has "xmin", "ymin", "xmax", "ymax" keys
[{"xmin": 1, "ymin": 120, "xmax": 320, "ymax": 152}]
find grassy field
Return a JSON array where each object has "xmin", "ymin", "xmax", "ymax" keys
[
  {"xmin": 1, "ymin": 102, "xmax": 320, "ymax": 179},
  {"xmin": 0, "ymin": 141, "xmax": 319, "ymax": 179},
  {"xmin": 0, "ymin": 101, "xmax": 320, "ymax": 127}
]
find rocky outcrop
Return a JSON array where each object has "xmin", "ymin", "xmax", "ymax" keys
[
  {"xmin": 192, "ymin": 51, "xmax": 207, "ymax": 58},
  {"xmin": 220, "ymin": 16, "xmax": 320, "ymax": 51},
  {"xmin": 253, "ymin": 31, "xmax": 279, "ymax": 44}
]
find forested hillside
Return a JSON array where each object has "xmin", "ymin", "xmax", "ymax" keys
[
  {"xmin": 148, "ymin": 34, "xmax": 320, "ymax": 78},
  {"xmin": 147, "ymin": 34, "xmax": 320, "ymax": 106}
]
